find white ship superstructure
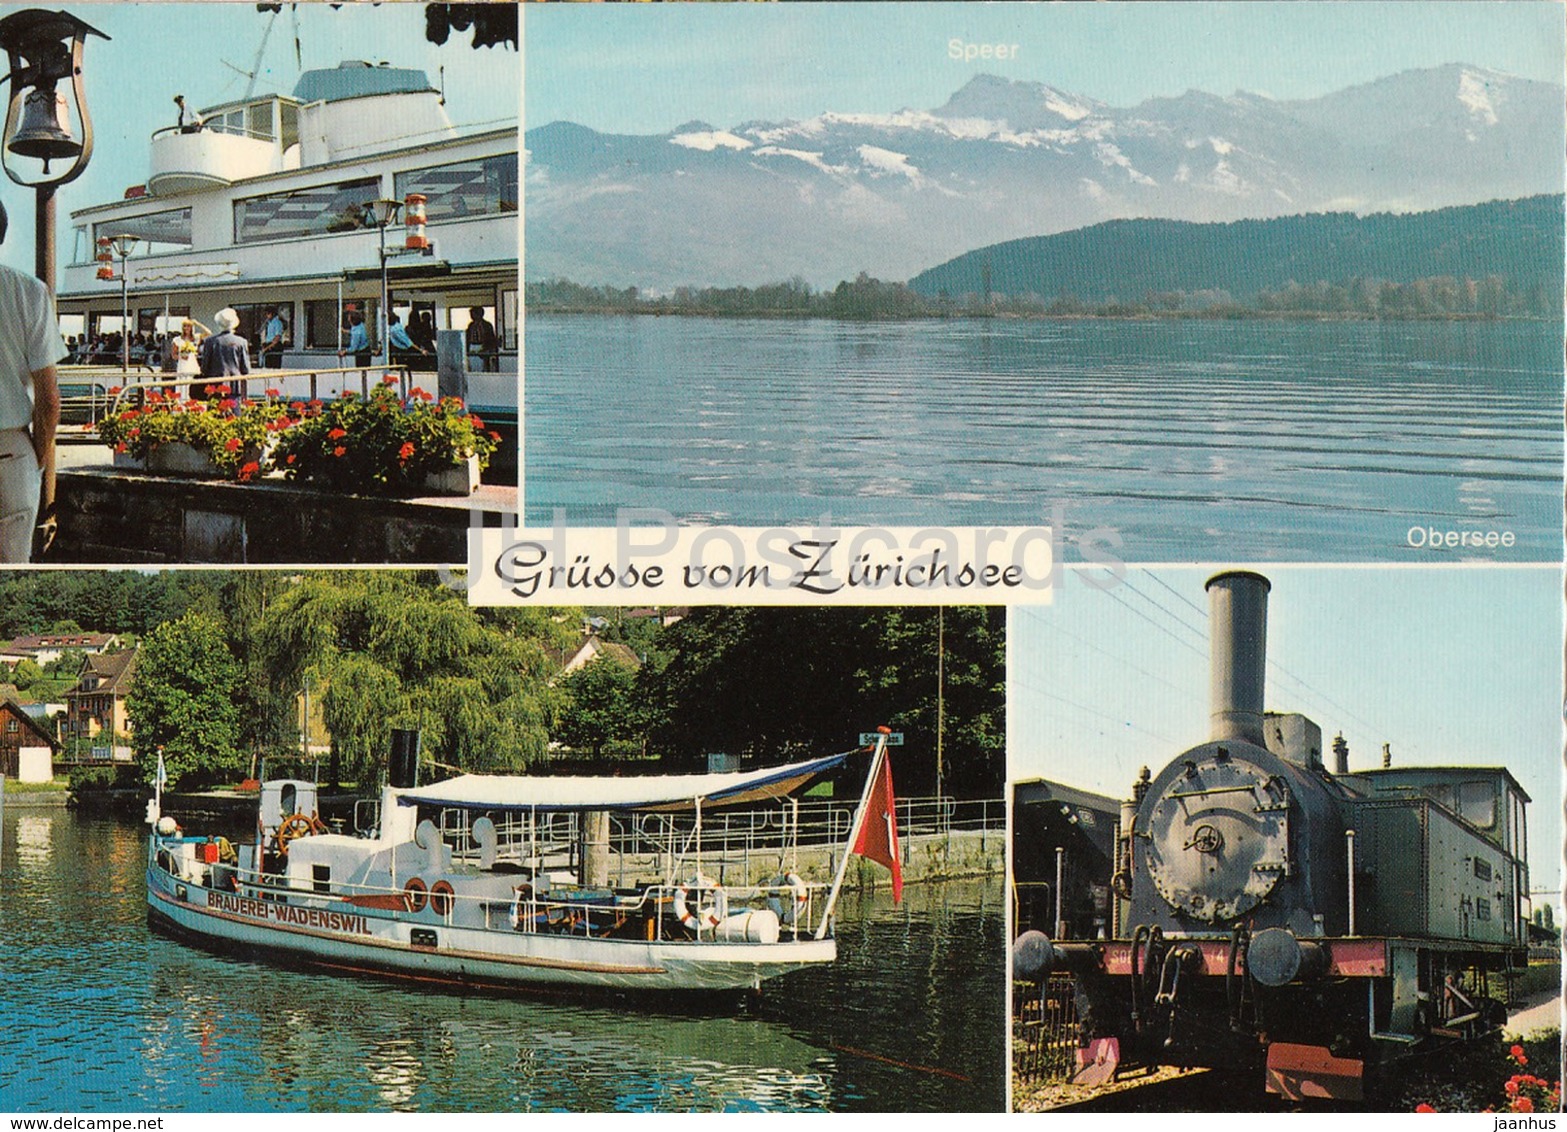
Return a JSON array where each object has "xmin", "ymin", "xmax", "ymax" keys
[{"xmin": 57, "ymin": 60, "xmax": 516, "ymax": 418}]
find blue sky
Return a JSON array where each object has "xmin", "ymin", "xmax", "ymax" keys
[
  {"xmin": 1011, "ymin": 565, "xmax": 1563, "ymax": 895},
  {"xmin": 0, "ymin": 2, "xmax": 518, "ymax": 279},
  {"xmin": 525, "ymin": 1, "xmax": 1564, "ymax": 135}
]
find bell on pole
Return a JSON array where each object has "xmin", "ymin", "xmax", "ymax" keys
[{"xmin": 9, "ymin": 83, "xmax": 80, "ymax": 163}]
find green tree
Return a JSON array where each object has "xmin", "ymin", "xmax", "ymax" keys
[
  {"xmin": 11, "ymin": 657, "xmax": 42, "ymax": 691},
  {"xmin": 557, "ymin": 658, "xmax": 641, "ymax": 758},
  {"xmin": 128, "ymin": 611, "xmax": 244, "ymax": 788}
]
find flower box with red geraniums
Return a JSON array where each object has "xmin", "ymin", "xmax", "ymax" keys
[
  {"xmin": 96, "ymin": 386, "xmax": 287, "ymax": 481},
  {"xmin": 267, "ymin": 377, "xmax": 499, "ymax": 496}
]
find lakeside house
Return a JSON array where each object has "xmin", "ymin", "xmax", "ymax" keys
[
  {"xmin": 0, "ymin": 699, "xmax": 59, "ymax": 781},
  {"xmin": 63, "ymin": 650, "xmax": 138, "ymax": 761},
  {"xmin": 0, "ymin": 633, "xmax": 120, "ymax": 670}
]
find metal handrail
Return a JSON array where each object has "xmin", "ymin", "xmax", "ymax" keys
[
  {"xmin": 151, "ymin": 836, "xmax": 828, "ymax": 940},
  {"xmin": 105, "ymin": 365, "xmax": 415, "ymax": 417}
]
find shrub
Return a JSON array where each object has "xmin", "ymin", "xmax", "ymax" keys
[{"xmin": 267, "ymin": 379, "xmax": 499, "ymax": 494}]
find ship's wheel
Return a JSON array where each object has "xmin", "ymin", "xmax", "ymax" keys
[{"xmin": 277, "ymin": 812, "xmax": 326, "ymax": 854}]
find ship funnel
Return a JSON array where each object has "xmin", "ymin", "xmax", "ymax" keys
[
  {"xmin": 388, "ymin": 727, "xmax": 421, "ymax": 789},
  {"xmin": 1205, "ymin": 571, "xmax": 1271, "ymax": 745}
]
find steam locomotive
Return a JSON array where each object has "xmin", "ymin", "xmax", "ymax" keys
[{"xmin": 1015, "ymin": 571, "xmax": 1532, "ymax": 1102}]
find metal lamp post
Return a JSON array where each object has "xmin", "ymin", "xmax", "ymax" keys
[
  {"xmin": 0, "ymin": 9, "xmax": 107, "ymax": 557},
  {"xmin": 107, "ymin": 232, "xmax": 138, "ymax": 372},
  {"xmin": 364, "ymin": 198, "xmax": 403, "ymax": 368}
]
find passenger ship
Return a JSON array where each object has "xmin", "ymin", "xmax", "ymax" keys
[
  {"xmin": 145, "ymin": 733, "xmax": 903, "ymax": 994},
  {"xmin": 55, "ymin": 58, "xmax": 517, "ymax": 431}
]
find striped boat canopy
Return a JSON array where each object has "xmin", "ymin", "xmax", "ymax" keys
[{"xmin": 391, "ymin": 752, "xmax": 850, "ymax": 813}]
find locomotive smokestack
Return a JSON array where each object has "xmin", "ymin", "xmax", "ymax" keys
[
  {"xmin": 1205, "ymin": 570, "xmax": 1271, "ymax": 745},
  {"xmin": 1332, "ymin": 732, "xmax": 1349, "ymax": 774}
]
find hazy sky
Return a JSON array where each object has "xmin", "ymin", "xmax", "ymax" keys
[
  {"xmin": 1011, "ymin": 565, "xmax": 1563, "ymax": 894},
  {"xmin": 0, "ymin": 2, "xmax": 518, "ymax": 279},
  {"xmin": 525, "ymin": 2, "xmax": 1565, "ymax": 135}
]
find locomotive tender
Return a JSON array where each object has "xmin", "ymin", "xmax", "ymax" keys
[{"xmin": 1016, "ymin": 570, "xmax": 1531, "ymax": 1101}]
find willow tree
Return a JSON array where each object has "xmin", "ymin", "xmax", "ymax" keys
[{"xmin": 252, "ymin": 573, "xmax": 567, "ymax": 786}]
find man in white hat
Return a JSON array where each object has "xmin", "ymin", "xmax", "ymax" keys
[
  {"xmin": 198, "ymin": 307, "xmax": 251, "ymax": 388},
  {"xmin": 0, "ymin": 199, "xmax": 66, "ymax": 563}
]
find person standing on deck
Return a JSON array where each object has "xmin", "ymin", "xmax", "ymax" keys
[
  {"xmin": 465, "ymin": 306, "xmax": 498, "ymax": 372},
  {"xmin": 338, "ymin": 311, "xmax": 371, "ymax": 368},
  {"xmin": 198, "ymin": 308, "xmax": 250, "ymax": 398},
  {"xmin": 0, "ymin": 201, "xmax": 66, "ymax": 563},
  {"xmin": 259, "ymin": 307, "xmax": 286, "ymax": 368}
]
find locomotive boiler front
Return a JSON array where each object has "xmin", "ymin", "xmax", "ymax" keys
[{"xmin": 1127, "ymin": 572, "xmax": 1350, "ymax": 937}]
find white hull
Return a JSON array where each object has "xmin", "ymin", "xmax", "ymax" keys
[{"xmin": 146, "ymin": 866, "xmax": 836, "ymax": 993}]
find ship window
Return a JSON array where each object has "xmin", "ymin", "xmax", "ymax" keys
[
  {"xmin": 1457, "ymin": 781, "xmax": 1495, "ymax": 829},
  {"xmin": 245, "ymin": 102, "xmax": 273, "ymax": 141},
  {"xmin": 312, "ymin": 864, "xmax": 330, "ymax": 894},
  {"xmin": 394, "ymin": 153, "xmax": 518, "ymax": 222},
  {"xmin": 501, "ymin": 288, "xmax": 518, "ymax": 351},
  {"xmin": 304, "ymin": 298, "xmax": 377, "ymax": 351},
  {"xmin": 234, "ymin": 177, "xmax": 379, "ymax": 244},
  {"xmin": 94, "ymin": 209, "xmax": 192, "ymax": 257}
]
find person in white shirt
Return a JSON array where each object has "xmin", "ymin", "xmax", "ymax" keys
[{"xmin": 0, "ymin": 200, "xmax": 66, "ymax": 562}]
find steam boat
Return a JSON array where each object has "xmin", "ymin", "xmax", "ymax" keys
[{"xmin": 145, "ymin": 732, "xmax": 901, "ymax": 993}]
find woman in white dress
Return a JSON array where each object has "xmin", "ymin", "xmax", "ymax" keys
[{"xmin": 169, "ymin": 318, "xmax": 210, "ymax": 392}]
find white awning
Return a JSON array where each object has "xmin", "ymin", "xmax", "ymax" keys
[{"xmin": 391, "ymin": 752, "xmax": 849, "ymax": 813}]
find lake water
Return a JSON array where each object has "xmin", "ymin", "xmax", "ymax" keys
[
  {"xmin": 524, "ymin": 316, "xmax": 1561, "ymax": 562},
  {"xmin": 0, "ymin": 809, "xmax": 1004, "ymax": 1113}
]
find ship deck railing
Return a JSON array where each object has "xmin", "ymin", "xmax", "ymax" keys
[
  {"xmin": 94, "ymin": 365, "xmax": 418, "ymax": 421},
  {"xmin": 423, "ymin": 793, "xmax": 1004, "ymax": 890},
  {"xmin": 151, "ymin": 834, "xmax": 828, "ymax": 942}
]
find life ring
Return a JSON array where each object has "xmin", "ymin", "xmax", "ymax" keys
[
  {"xmin": 277, "ymin": 812, "xmax": 326, "ymax": 853},
  {"xmin": 674, "ymin": 875, "xmax": 727, "ymax": 935},
  {"xmin": 766, "ymin": 873, "xmax": 809, "ymax": 926},
  {"xmin": 429, "ymin": 880, "xmax": 455, "ymax": 917},
  {"xmin": 403, "ymin": 876, "xmax": 429, "ymax": 913}
]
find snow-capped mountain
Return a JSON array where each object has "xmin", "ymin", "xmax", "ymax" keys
[{"xmin": 525, "ymin": 65, "xmax": 1564, "ymax": 290}]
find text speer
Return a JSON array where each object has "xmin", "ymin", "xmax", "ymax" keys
[{"xmin": 949, "ymin": 39, "xmax": 1019, "ymax": 62}]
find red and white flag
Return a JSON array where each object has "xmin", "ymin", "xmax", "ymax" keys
[{"xmin": 853, "ymin": 744, "xmax": 903, "ymax": 902}]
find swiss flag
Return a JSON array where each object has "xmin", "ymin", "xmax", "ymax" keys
[{"xmin": 853, "ymin": 746, "xmax": 903, "ymax": 902}]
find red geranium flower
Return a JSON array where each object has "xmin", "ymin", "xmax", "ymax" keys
[
  {"xmin": 224, "ymin": 437, "xmax": 243, "ymax": 452},
  {"xmin": 215, "ymin": 383, "xmax": 231, "ymax": 395},
  {"xmin": 398, "ymin": 441, "xmax": 415, "ymax": 462},
  {"xmin": 237, "ymin": 461, "xmax": 261, "ymax": 481},
  {"xmin": 1511, "ymin": 1045, "xmax": 1528, "ymax": 1066},
  {"xmin": 1515, "ymin": 1098, "xmax": 1535, "ymax": 1114},
  {"xmin": 382, "ymin": 373, "xmax": 399, "ymax": 384},
  {"xmin": 332, "ymin": 445, "xmax": 346, "ymax": 457},
  {"xmin": 265, "ymin": 388, "xmax": 281, "ymax": 398},
  {"xmin": 285, "ymin": 454, "xmax": 296, "ymax": 465},
  {"xmin": 107, "ymin": 385, "xmax": 121, "ymax": 395},
  {"xmin": 1414, "ymin": 1104, "xmax": 1436, "ymax": 1113},
  {"xmin": 328, "ymin": 428, "xmax": 347, "ymax": 440}
]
